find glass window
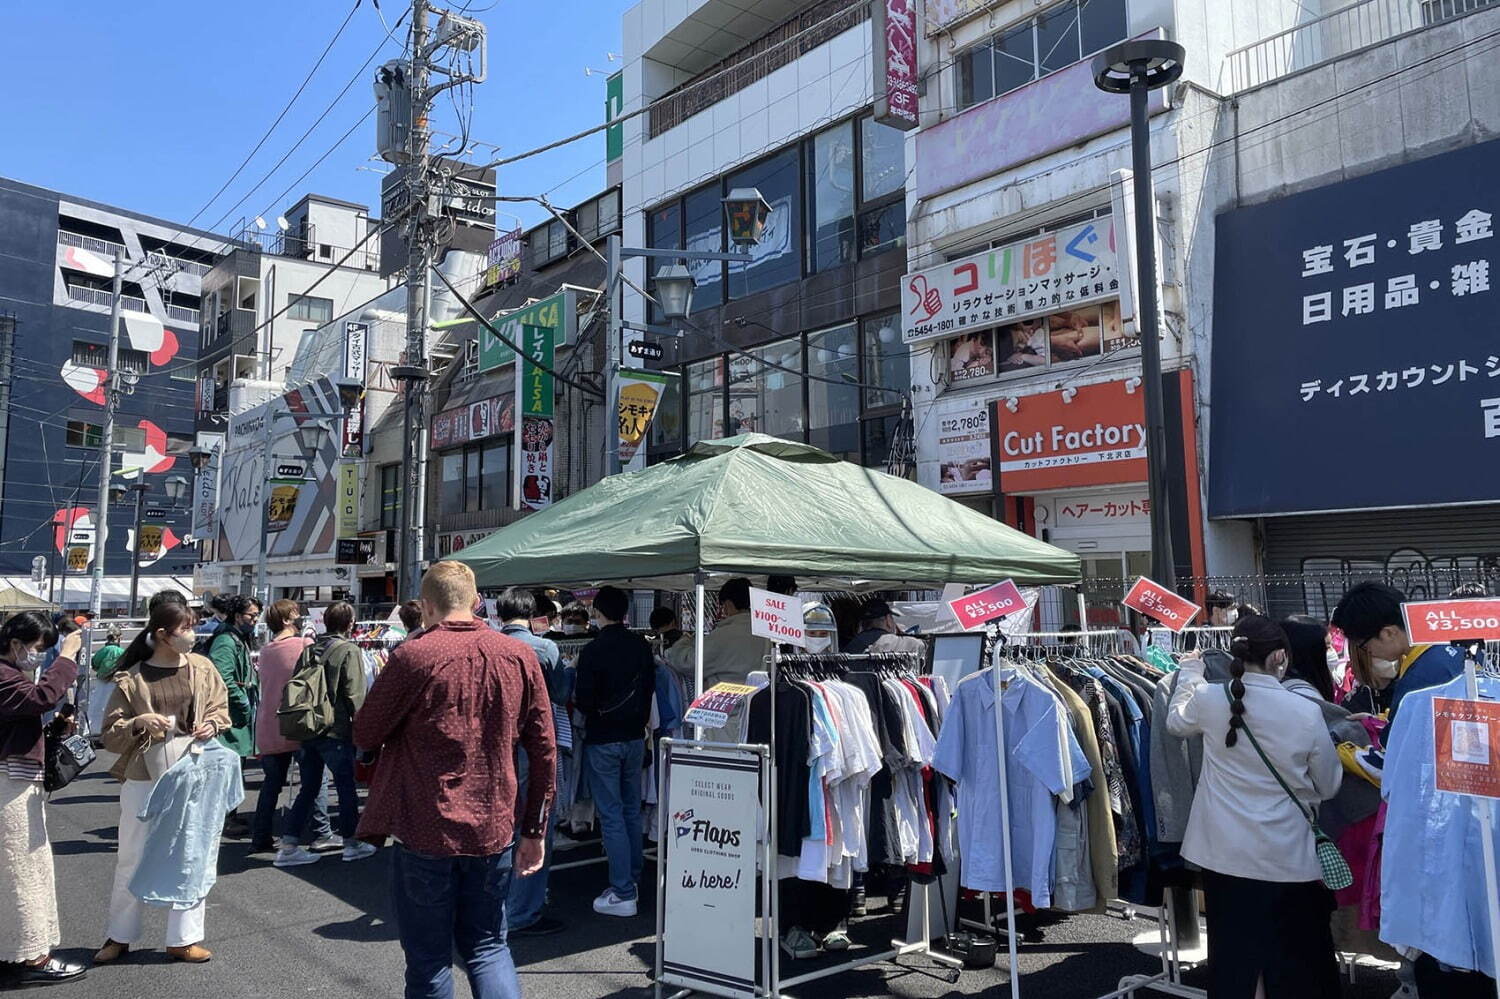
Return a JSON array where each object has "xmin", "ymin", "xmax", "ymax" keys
[
  {"xmin": 547, "ymin": 219, "xmax": 568, "ymax": 260},
  {"xmin": 862, "ymin": 414, "xmax": 900, "ymax": 469},
  {"xmin": 287, "ymin": 294, "xmax": 333, "ymax": 323},
  {"xmin": 440, "ymin": 452, "xmax": 464, "ymax": 515},
  {"xmin": 597, "ymin": 190, "xmax": 620, "ymax": 236},
  {"xmin": 959, "ymin": 40, "xmax": 994, "ymax": 107},
  {"xmin": 481, "ymin": 443, "xmax": 508, "ymax": 509},
  {"xmin": 687, "ymin": 358, "xmax": 724, "ymax": 444},
  {"xmin": 728, "ymin": 339, "xmax": 803, "ymax": 439},
  {"xmin": 808, "ymin": 122, "xmax": 856, "ymax": 273},
  {"xmin": 463, "ymin": 447, "xmax": 482, "ymax": 512},
  {"xmin": 1037, "ymin": 1, "xmax": 1081, "ymax": 76},
  {"xmin": 65, "ymin": 420, "xmax": 102, "ymax": 448},
  {"xmin": 649, "ymin": 370, "xmax": 684, "ymax": 452},
  {"xmin": 576, "ymin": 198, "xmax": 599, "ymax": 243},
  {"xmin": 648, "ymin": 200, "xmax": 683, "ymax": 324},
  {"xmin": 959, "ymin": 0, "xmax": 1128, "ymax": 110},
  {"xmin": 380, "ymin": 464, "xmax": 400, "ymax": 529},
  {"xmin": 1080, "ymin": 0, "xmax": 1129, "ymax": 58},
  {"xmin": 728, "ymin": 148, "xmax": 802, "ymax": 299},
  {"xmin": 807, "ymin": 325, "xmax": 860, "ymax": 461},
  {"xmin": 993, "ymin": 19, "xmax": 1037, "ymax": 96},
  {"xmin": 861, "ymin": 313, "xmax": 907, "ymax": 410},
  {"xmin": 860, "ymin": 117, "xmax": 906, "ymax": 202},
  {"xmin": 858, "ymin": 200, "xmax": 905, "ymax": 258},
  {"xmin": 683, "ymin": 185, "xmax": 724, "ymax": 310}
]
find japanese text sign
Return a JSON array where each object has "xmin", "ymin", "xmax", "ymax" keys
[
  {"xmin": 902, "ymin": 216, "xmax": 1119, "ymax": 344},
  {"xmin": 749, "ymin": 587, "xmax": 806, "ymax": 647},
  {"xmin": 1210, "ymin": 141, "xmax": 1497, "ymax": 517},
  {"xmin": 478, "ymin": 290, "xmax": 573, "ymax": 372},
  {"xmin": 429, "ymin": 396, "xmax": 514, "ymax": 450},
  {"xmin": 520, "ymin": 324, "xmax": 554, "ymax": 418},
  {"xmin": 872, "ymin": 0, "xmax": 918, "ymax": 130},
  {"xmin": 1402, "ymin": 598, "xmax": 1500, "ymax": 644},
  {"xmin": 947, "ymin": 579, "xmax": 1027, "ymax": 630},
  {"xmin": 1123, "ymin": 577, "xmax": 1201, "ymax": 632},
  {"xmin": 683, "ymin": 683, "xmax": 762, "ymax": 730},
  {"xmin": 1433, "ymin": 697, "xmax": 1500, "ymax": 799}
]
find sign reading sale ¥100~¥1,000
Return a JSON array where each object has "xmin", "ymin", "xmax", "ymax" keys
[
  {"xmin": 1402, "ymin": 598, "xmax": 1500, "ymax": 644},
  {"xmin": 1123, "ymin": 577, "xmax": 1202, "ymax": 633}
]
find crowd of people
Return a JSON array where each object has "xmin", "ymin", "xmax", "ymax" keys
[{"xmin": 0, "ymin": 572, "xmax": 1493, "ymax": 997}]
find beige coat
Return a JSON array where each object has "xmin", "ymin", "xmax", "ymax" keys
[{"xmin": 101, "ymin": 654, "xmax": 231, "ymax": 782}]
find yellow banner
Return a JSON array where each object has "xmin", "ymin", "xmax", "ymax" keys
[
  {"xmin": 138, "ymin": 525, "xmax": 163, "ymax": 555},
  {"xmin": 618, "ymin": 373, "xmax": 669, "ymax": 464},
  {"xmin": 66, "ymin": 546, "xmax": 89, "ymax": 571}
]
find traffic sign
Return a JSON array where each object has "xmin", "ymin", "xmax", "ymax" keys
[
  {"xmin": 143, "ymin": 508, "xmax": 167, "ymax": 520},
  {"xmin": 275, "ymin": 462, "xmax": 306, "ymax": 479},
  {"xmin": 627, "ymin": 339, "xmax": 663, "ymax": 361}
]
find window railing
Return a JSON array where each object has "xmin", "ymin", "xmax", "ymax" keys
[{"xmin": 1222, "ymin": 0, "xmax": 1493, "ymax": 92}]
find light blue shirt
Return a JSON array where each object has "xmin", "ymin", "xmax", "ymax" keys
[
  {"xmin": 933, "ymin": 667, "xmax": 1089, "ymax": 906},
  {"xmin": 1380, "ymin": 671, "xmax": 1499, "ymax": 978},
  {"xmin": 129, "ymin": 740, "xmax": 244, "ymax": 909}
]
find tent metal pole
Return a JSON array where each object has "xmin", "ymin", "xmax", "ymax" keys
[{"xmin": 693, "ymin": 572, "xmax": 706, "ymax": 741}]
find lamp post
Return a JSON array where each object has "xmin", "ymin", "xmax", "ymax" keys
[
  {"xmin": 111, "ymin": 481, "xmax": 149, "ymax": 616},
  {"xmin": 1093, "ymin": 39, "xmax": 1185, "ymax": 591},
  {"xmin": 603, "ymin": 188, "xmax": 771, "ymax": 475}
]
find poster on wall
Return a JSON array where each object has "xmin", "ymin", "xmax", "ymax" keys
[
  {"xmin": 936, "ymin": 399, "xmax": 991, "ymax": 495},
  {"xmin": 661, "ymin": 744, "xmax": 763, "ymax": 997},
  {"xmin": 520, "ymin": 417, "xmax": 554, "ymax": 510},
  {"xmin": 947, "ymin": 330, "xmax": 994, "ymax": 382},
  {"xmin": 618, "ymin": 370, "xmax": 674, "ymax": 464}
]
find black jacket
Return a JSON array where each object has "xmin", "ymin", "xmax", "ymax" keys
[{"xmin": 574, "ymin": 624, "xmax": 655, "ymax": 745}]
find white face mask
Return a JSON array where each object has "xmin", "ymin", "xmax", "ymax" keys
[
  {"xmin": 804, "ymin": 633, "xmax": 834, "ymax": 654},
  {"xmin": 168, "ymin": 632, "xmax": 196, "ymax": 654},
  {"xmin": 21, "ymin": 646, "xmax": 44, "ymax": 668},
  {"xmin": 1371, "ymin": 657, "xmax": 1399, "ymax": 681},
  {"xmin": 563, "ymin": 623, "xmax": 584, "ymax": 636}
]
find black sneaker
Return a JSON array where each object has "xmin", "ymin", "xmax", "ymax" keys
[{"xmin": 511, "ymin": 916, "xmax": 566, "ymax": 938}]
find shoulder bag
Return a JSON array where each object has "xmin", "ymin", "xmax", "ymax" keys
[
  {"xmin": 44, "ymin": 722, "xmax": 96, "ymax": 792},
  {"xmin": 1224, "ymin": 685, "xmax": 1352, "ymax": 890}
]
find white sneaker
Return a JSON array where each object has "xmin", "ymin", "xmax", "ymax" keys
[
  {"xmin": 273, "ymin": 845, "xmax": 320, "ymax": 868},
  {"xmin": 308, "ymin": 834, "xmax": 342, "ymax": 852},
  {"xmin": 592, "ymin": 889, "xmax": 638, "ymax": 917},
  {"xmin": 342, "ymin": 839, "xmax": 377, "ymax": 862}
]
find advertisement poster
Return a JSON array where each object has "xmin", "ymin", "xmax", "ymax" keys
[
  {"xmin": 430, "ymin": 396, "xmax": 514, "ymax": 450},
  {"xmin": 617, "ymin": 370, "xmax": 673, "ymax": 464},
  {"xmin": 264, "ymin": 478, "xmax": 301, "ymax": 534},
  {"xmin": 936, "ymin": 399, "xmax": 991, "ymax": 495},
  {"xmin": 661, "ymin": 744, "xmax": 761, "ymax": 995},
  {"xmin": 1402, "ymin": 598, "xmax": 1500, "ymax": 644},
  {"xmin": 137, "ymin": 524, "xmax": 163, "ymax": 556},
  {"xmin": 683, "ymin": 683, "xmax": 761, "ymax": 730},
  {"xmin": 1123, "ymin": 577, "xmax": 1202, "ymax": 632},
  {"xmin": 1433, "ymin": 697, "xmax": 1500, "ymax": 799},
  {"xmin": 485, "ymin": 228, "xmax": 522, "ymax": 289},
  {"xmin": 520, "ymin": 416, "xmax": 554, "ymax": 511},
  {"xmin": 948, "ymin": 329, "xmax": 994, "ymax": 381}
]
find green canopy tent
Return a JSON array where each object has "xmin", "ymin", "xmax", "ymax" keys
[{"xmin": 451, "ymin": 434, "xmax": 1080, "ymax": 691}]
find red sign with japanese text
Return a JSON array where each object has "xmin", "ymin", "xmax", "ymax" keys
[
  {"xmin": 1402, "ymin": 598, "xmax": 1500, "ymax": 644},
  {"xmin": 1123, "ymin": 577, "xmax": 1201, "ymax": 632},
  {"xmin": 947, "ymin": 579, "xmax": 1027, "ymax": 630},
  {"xmin": 1434, "ymin": 696, "xmax": 1500, "ymax": 799}
]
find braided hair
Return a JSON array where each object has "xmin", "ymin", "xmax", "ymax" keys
[{"xmin": 1225, "ymin": 614, "xmax": 1289, "ymax": 748}]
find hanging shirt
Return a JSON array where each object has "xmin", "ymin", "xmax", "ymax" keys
[
  {"xmin": 129, "ymin": 741, "xmax": 244, "ymax": 908},
  {"xmin": 932, "ymin": 666, "xmax": 1089, "ymax": 906}
]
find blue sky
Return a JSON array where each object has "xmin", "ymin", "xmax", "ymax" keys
[{"xmin": 0, "ymin": 0, "xmax": 621, "ymax": 235}]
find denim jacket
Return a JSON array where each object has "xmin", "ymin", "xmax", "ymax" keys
[{"xmin": 128, "ymin": 739, "xmax": 244, "ymax": 909}]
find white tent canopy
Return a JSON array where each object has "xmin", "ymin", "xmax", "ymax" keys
[{"xmin": 0, "ymin": 575, "xmax": 196, "ymax": 609}]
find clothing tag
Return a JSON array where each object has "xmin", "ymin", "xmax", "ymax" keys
[{"xmin": 189, "ymin": 742, "xmax": 205, "ymax": 756}]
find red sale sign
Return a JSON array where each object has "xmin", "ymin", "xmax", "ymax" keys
[
  {"xmin": 947, "ymin": 579, "xmax": 1027, "ymax": 630},
  {"xmin": 1402, "ymin": 598, "xmax": 1500, "ymax": 644},
  {"xmin": 1123, "ymin": 577, "xmax": 1202, "ymax": 632}
]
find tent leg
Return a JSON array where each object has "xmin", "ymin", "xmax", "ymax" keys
[{"xmin": 693, "ymin": 573, "xmax": 706, "ymax": 741}]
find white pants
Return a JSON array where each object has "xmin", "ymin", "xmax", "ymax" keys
[
  {"xmin": 105, "ymin": 779, "xmax": 205, "ymax": 948},
  {"xmin": 0, "ymin": 773, "xmax": 59, "ymax": 962}
]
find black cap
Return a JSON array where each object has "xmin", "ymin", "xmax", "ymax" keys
[{"xmin": 860, "ymin": 599, "xmax": 901, "ymax": 621}]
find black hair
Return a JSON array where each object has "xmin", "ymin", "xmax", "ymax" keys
[
  {"xmin": 1280, "ymin": 615, "xmax": 1335, "ymax": 702},
  {"xmin": 115, "ymin": 602, "xmax": 197, "ymax": 676},
  {"xmin": 0, "ymin": 611, "xmax": 58, "ymax": 660},
  {"xmin": 1225, "ymin": 614, "xmax": 1288, "ymax": 748},
  {"xmin": 649, "ymin": 606, "xmax": 677, "ymax": 630},
  {"xmin": 54, "ymin": 616, "xmax": 80, "ymax": 636},
  {"xmin": 534, "ymin": 594, "xmax": 558, "ymax": 619},
  {"xmin": 398, "ymin": 600, "xmax": 424, "ymax": 633},
  {"xmin": 560, "ymin": 602, "xmax": 590, "ymax": 624},
  {"xmin": 766, "ymin": 575, "xmax": 797, "ymax": 596},
  {"xmin": 149, "ymin": 589, "xmax": 188, "ymax": 613},
  {"xmin": 220, "ymin": 594, "xmax": 253, "ymax": 619},
  {"xmin": 718, "ymin": 577, "xmax": 751, "ymax": 612},
  {"xmin": 324, "ymin": 601, "xmax": 355, "ymax": 635},
  {"xmin": 496, "ymin": 587, "xmax": 536, "ymax": 622},
  {"xmin": 208, "ymin": 593, "xmax": 230, "ymax": 615},
  {"xmin": 593, "ymin": 586, "xmax": 629, "ymax": 624},
  {"xmin": 1450, "ymin": 581, "xmax": 1489, "ymax": 598},
  {"xmin": 1330, "ymin": 581, "xmax": 1405, "ymax": 645},
  {"xmin": 1206, "ymin": 590, "xmax": 1236, "ymax": 611}
]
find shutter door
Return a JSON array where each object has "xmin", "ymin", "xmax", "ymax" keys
[{"xmin": 1261, "ymin": 506, "xmax": 1500, "ymax": 618}]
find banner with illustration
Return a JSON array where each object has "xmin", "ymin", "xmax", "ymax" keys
[{"xmin": 617, "ymin": 369, "xmax": 674, "ymax": 465}]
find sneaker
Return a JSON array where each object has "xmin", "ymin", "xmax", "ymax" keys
[
  {"xmin": 850, "ymin": 887, "xmax": 867, "ymax": 917},
  {"xmin": 511, "ymin": 916, "xmax": 567, "ymax": 938},
  {"xmin": 592, "ymin": 889, "xmax": 638, "ymax": 917},
  {"xmin": 273, "ymin": 845, "xmax": 321, "ymax": 868},
  {"xmin": 342, "ymin": 839, "xmax": 378, "ymax": 862},
  {"xmin": 308, "ymin": 833, "xmax": 341, "ymax": 852},
  {"xmin": 820, "ymin": 929, "xmax": 851, "ymax": 952}
]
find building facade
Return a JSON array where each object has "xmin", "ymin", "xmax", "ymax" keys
[{"xmin": 0, "ymin": 177, "xmax": 229, "ymax": 606}]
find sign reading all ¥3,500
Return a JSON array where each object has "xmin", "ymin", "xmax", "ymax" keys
[
  {"xmin": 1402, "ymin": 598, "xmax": 1500, "ymax": 644},
  {"xmin": 947, "ymin": 579, "xmax": 1026, "ymax": 630},
  {"xmin": 1123, "ymin": 577, "xmax": 1202, "ymax": 632}
]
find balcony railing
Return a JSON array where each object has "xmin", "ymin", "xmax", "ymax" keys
[
  {"xmin": 1223, "ymin": 0, "xmax": 1493, "ymax": 92},
  {"xmin": 57, "ymin": 230, "xmax": 214, "ymax": 278},
  {"xmin": 165, "ymin": 303, "xmax": 200, "ymax": 324}
]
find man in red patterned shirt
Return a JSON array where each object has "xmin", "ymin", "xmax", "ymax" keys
[{"xmin": 355, "ymin": 560, "xmax": 556, "ymax": 999}]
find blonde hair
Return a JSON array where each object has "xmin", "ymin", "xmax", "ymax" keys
[{"xmin": 421, "ymin": 560, "xmax": 478, "ymax": 614}]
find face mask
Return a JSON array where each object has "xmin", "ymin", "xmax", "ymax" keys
[
  {"xmin": 1325, "ymin": 649, "xmax": 1342, "ymax": 671},
  {"xmin": 22, "ymin": 648, "xmax": 45, "ymax": 668},
  {"xmin": 168, "ymin": 632, "xmax": 196, "ymax": 654},
  {"xmin": 804, "ymin": 634, "xmax": 834, "ymax": 654},
  {"xmin": 1371, "ymin": 657, "xmax": 1398, "ymax": 681},
  {"xmin": 563, "ymin": 623, "xmax": 583, "ymax": 635}
]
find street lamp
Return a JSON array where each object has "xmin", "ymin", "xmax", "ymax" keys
[
  {"xmin": 723, "ymin": 188, "xmax": 773, "ymax": 246},
  {"xmin": 164, "ymin": 475, "xmax": 189, "ymax": 507},
  {"xmin": 653, "ymin": 265, "xmax": 695, "ymax": 321},
  {"xmin": 188, "ymin": 445, "xmax": 213, "ymax": 471},
  {"xmin": 113, "ymin": 480, "xmax": 150, "ymax": 617}
]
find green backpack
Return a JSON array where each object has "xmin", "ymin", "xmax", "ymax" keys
[{"xmin": 277, "ymin": 640, "xmax": 341, "ymax": 742}]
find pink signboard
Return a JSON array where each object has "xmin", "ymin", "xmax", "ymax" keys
[
  {"xmin": 947, "ymin": 579, "xmax": 1027, "ymax": 630},
  {"xmin": 873, "ymin": 0, "xmax": 918, "ymax": 131}
]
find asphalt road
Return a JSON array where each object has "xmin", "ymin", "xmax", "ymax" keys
[{"xmin": 24, "ymin": 760, "xmax": 1402, "ymax": 999}]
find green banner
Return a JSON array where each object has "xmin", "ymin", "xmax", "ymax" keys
[
  {"xmin": 479, "ymin": 291, "xmax": 570, "ymax": 372},
  {"xmin": 606, "ymin": 71, "xmax": 623, "ymax": 163},
  {"xmin": 520, "ymin": 324, "xmax": 554, "ymax": 418}
]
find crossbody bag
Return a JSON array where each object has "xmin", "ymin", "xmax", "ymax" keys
[{"xmin": 1224, "ymin": 685, "xmax": 1353, "ymax": 891}]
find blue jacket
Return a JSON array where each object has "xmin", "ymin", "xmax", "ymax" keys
[
  {"xmin": 1389, "ymin": 643, "xmax": 1466, "ymax": 723},
  {"xmin": 128, "ymin": 740, "xmax": 243, "ymax": 909}
]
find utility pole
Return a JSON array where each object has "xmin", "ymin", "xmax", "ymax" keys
[
  {"xmin": 398, "ymin": 0, "xmax": 433, "ymax": 602},
  {"xmin": 88, "ymin": 251, "xmax": 125, "ymax": 618}
]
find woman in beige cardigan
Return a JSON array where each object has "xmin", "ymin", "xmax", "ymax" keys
[{"xmin": 95, "ymin": 601, "xmax": 230, "ymax": 965}]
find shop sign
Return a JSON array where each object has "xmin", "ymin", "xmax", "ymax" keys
[
  {"xmin": 191, "ymin": 435, "xmax": 222, "ymax": 541},
  {"xmin": 335, "ymin": 538, "xmax": 377, "ymax": 565},
  {"xmin": 1433, "ymin": 697, "xmax": 1500, "ymax": 799},
  {"xmin": 872, "ymin": 0, "xmax": 918, "ymax": 130},
  {"xmin": 993, "ymin": 378, "xmax": 1150, "ymax": 492},
  {"xmin": 478, "ymin": 290, "xmax": 574, "ymax": 372},
  {"xmin": 935, "ymin": 398, "xmax": 991, "ymax": 496},
  {"xmin": 485, "ymin": 228, "xmax": 522, "ymax": 289},
  {"xmin": 435, "ymin": 530, "xmax": 493, "ymax": 558},
  {"xmin": 947, "ymin": 578, "xmax": 1026, "ymax": 630},
  {"xmin": 605, "ymin": 71, "xmax": 624, "ymax": 163},
  {"xmin": 749, "ymin": 587, "xmax": 806, "ymax": 647},
  {"xmin": 618, "ymin": 370, "xmax": 674, "ymax": 465},
  {"xmin": 1049, "ymin": 492, "xmax": 1151, "ymax": 529},
  {"xmin": 337, "ymin": 463, "xmax": 360, "ymax": 537},
  {"xmin": 903, "ymin": 216, "xmax": 1120, "ymax": 344},
  {"xmin": 1403, "ymin": 598, "xmax": 1500, "ymax": 644},
  {"xmin": 429, "ymin": 395, "xmax": 515, "ymax": 450},
  {"xmin": 519, "ymin": 324, "xmax": 554, "ymax": 418},
  {"xmin": 264, "ymin": 477, "xmax": 301, "ymax": 533},
  {"xmin": 1123, "ymin": 577, "xmax": 1201, "ymax": 632},
  {"xmin": 661, "ymin": 744, "xmax": 761, "ymax": 994},
  {"xmin": 1210, "ymin": 140, "xmax": 1499, "ymax": 518},
  {"xmin": 519, "ymin": 417, "xmax": 554, "ymax": 510},
  {"xmin": 683, "ymin": 683, "xmax": 761, "ymax": 730},
  {"xmin": 342, "ymin": 321, "xmax": 368, "ymax": 457}
]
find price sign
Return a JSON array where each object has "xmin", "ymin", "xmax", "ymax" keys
[
  {"xmin": 749, "ymin": 587, "xmax": 806, "ymax": 647},
  {"xmin": 683, "ymin": 683, "xmax": 761, "ymax": 730},
  {"xmin": 1434, "ymin": 697, "xmax": 1500, "ymax": 799},
  {"xmin": 947, "ymin": 579, "xmax": 1027, "ymax": 630},
  {"xmin": 1123, "ymin": 577, "xmax": 1202, "ymax": 632},
  {"xmin": 1402, "ymin": 598, "xmax": 1500, "ymax": 644}
]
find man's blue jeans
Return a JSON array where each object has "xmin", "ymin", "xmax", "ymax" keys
[
  {"xmin": 584, "ymin": 739, "xmax": 644, "ymax": 900},
  {"xmin": 284, "ymin": 736, "xmax": 360, "ymax": 839},
  {"xmin": 392, "ymin": 845, "xmax": 521, "ymax": 999},
  {"xmin": 507, "ymin": 747, "xmax": 552, "ymax": 929},
  {"xmin": 251, "ymin": 751, "xmax": 331, "ymax": 846}
]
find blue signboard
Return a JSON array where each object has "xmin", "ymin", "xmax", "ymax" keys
[{"xmin": 1209, "ymin": 139, "xmax": 1498, "ymax": 518}]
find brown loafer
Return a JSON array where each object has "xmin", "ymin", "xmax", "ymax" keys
[
  {"xmin": 94, "ymin": 940, "xmax": 130, "ymax": 963},
  {"xmin": 165, "ymin": 944, "xmax": 212, "ymax": 963}
]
